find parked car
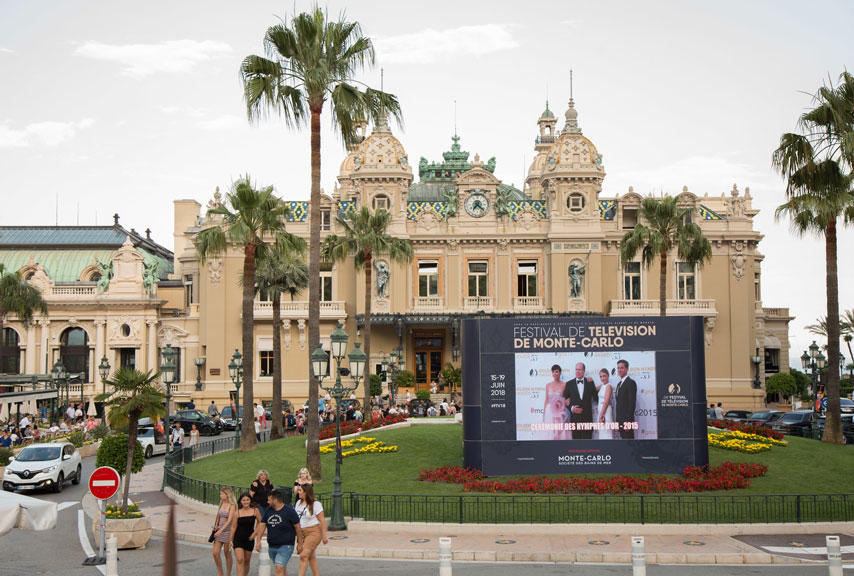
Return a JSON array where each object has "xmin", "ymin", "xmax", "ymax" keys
[
  {"xmin": 3, "ymin": 442, "xmax": 82, "ymax": 493},
  {"xmin": 816, "ymin": 414, "xmax": 854, "ymax": 445},
  {"xmin": 838, "ymin": 398, "xmax": 854, "ymax": 414},
  {"xmin": 138, "ymin": 426, "xmax": 168, "ymax": 458},
  {"xmin": 219, "ymin": 406, "xmax": 243, "ymax": 431},
  {"xmin": 771, "ymin": 410, "xmax": 819, "ymax": 437},
  {"xmin": 722, "ymin": 410, "xmax": 753, "ymax": 422},
  {"xmin": 744, "ymin": 410, "xmax": 785, "ymax": 427},
  {"xmin": 169, "ymin": 410, "xmax": 223, "ymax": 436}
]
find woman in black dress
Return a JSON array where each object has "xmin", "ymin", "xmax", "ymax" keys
[
  {"xmin": 249, "ymin": 469, "xmax": 274, "ymax": 515},
  {"xmin": 231, "ymin": 492, "xmax": 261, "ymax": 576}
]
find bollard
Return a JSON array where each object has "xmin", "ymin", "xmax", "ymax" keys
[
  {"xmin": 258, "ymin": 539, "xmax": 271, "ymax": 576},
  {"xmin": 105, "ymin": 535, "xmax": 118, "ymax": 576},
  {"xmin": 631, "ymin": 536, "xmax": 646, "ymax": 576},
  {"xmin": 439, "ymin": 537, "xmax": 452, "ymax": 576},
  {"xmin": 827, "ymin": 535, "xmax": 842, "ymax": 576}
]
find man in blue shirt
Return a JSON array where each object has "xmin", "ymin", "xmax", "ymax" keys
[
  {"xmin": 0, "ymin": 431, "xmax": 11, "ymax": 448},
  {"xmin": 256, "ymin": 490, "xmax": 302, "ymax": 575}
]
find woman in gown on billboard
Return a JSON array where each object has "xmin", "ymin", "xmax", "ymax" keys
[
  {"xmin": 542, "ymin": 364, "xmax": 571, "ymax": 440},
  {"xmin": 595, "ymin": 368, "xmax": 616, "ymax": 440}
]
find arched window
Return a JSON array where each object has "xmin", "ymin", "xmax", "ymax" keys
[
  {"xmin": 0, "ymin": 328, "xmax": 20, "ymax": 374},
  {"xmin": 372, "ymin": 194, "xmax": 390, "ymax": 211},
  {"xmin": 60, "ymin": 328, "xmax": 90, "ymax": 382}
]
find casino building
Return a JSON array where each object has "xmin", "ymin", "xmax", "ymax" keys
[{"xmin": 0, "ymin": 96, "xmax": 791, "ymax": 414}]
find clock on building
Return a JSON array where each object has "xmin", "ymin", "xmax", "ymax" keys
[{"xmin": 464, "ymin": 191, "xmax": 490, "ymax": 218}]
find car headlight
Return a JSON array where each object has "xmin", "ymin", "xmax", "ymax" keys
[{"xmin": 42, "ymin": 465, "xmax": 58, "ymax": 473}]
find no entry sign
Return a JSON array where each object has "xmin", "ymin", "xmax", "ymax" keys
[{"xmin": 88, "ymin": 466, "xmax": 121, "ymax": 500}]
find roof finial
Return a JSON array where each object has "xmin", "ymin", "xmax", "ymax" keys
[
  {"xmin": 570, "ymin": 69, "xmax": 573, "ymax": 102},
  {"xmin": 381, "ymin": 68, "xmax": 384, "ymax": 92},
  {"xmin": 454, "ymin": 100, "xmax": 457, "ymax": 137}
]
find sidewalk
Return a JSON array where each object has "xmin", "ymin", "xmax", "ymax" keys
[{"xmin": 116, "ymin": 460, "xmax": 853, "ymax": 566}]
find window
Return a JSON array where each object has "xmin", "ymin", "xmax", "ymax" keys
[
  {"xmin": 184, "ymin": 275, "xmax": 194, "ymax": 306},
  {"xmin": 677, "ymin": 263, "xmax": 696, "ymax": 300},
  {"xmin": 622, "ymin": 207, "xmax": 638, "ymax": 229},
  {"xmin": 258, "ymin": 286, "xmax": 273, "ymax": 302},
  {"xmin": 754, "ymin": 273, "xmax": 761, "ymax": 301},
  {"xmin": 60, "ymin": 328, "xmax": 89, "ymax": 382},
  {"xmin": 119, "ymin": 348, "xmax": 136, "ymax": 369},
  {"xmin": 467, "ymin": 261, "xmax": 488, "ymax": 297},
  {"xmin": 517, "ymin": 261, "xmax": 538, "ymax": 297},
  {"xmin": 320, "ymin": 263, "xmax": 332, "ymax": 302},
  {"xmin": 372, "ymin": 194, "xmax": 390, "ymax": 211},
  {"xmin": 418, "ymin": 261, "xmax": 439, "ymax": 297},
  {"xmin": 259, "ymin": 351, "xmax": 274, "ymax": 377},
  {"xmin": 0, "ymin": 328, "xmax": 20, "ymax": 374},
  {"xmin": 764, "ymin": 348, "xmax": 780, "ymax": 374},
  {"xmin": 566, "ymin": 193, "xmax": 585, "ymax": 212},
  {"xmin": 624, "ymin": 262, "xmax": 641, "ymax": 300},
  {"xmin": 321, "ymin": 209, "xmax": 331, "ymax": 231}
]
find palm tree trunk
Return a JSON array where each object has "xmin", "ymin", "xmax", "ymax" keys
[
  {"xmin": 270, "ymin": 290, "xmax": 284, "ymax": 440},
  {"xmin": 822, "ymin": 220, "xmax": 842, "ymax": 444},
  {"xmin": 363, "ymin": 250, "xmax": 373, "ymax": 410},
  {"xmin": 659, "ymin": 249, "xmax": 668, "ymax": 316},
  {"xmin": 121, "ymin": 416, "xmax": 140, "ymax": 514},
  {"xmin": 241, "ymin": 244, "xmax": 258, "ymax": 451},
  {"xmin": 306, "ymin": 105, "xmax": 323, "ymax": 480}
]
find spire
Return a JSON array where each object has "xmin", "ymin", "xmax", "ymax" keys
[{"xmin": 562, "ymin": 72, "xmax": 581, "ymax": 134}]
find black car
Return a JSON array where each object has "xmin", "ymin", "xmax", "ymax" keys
[
  {"xmin": 169, "ymin": 410, "xmax": 223, "ymax": 436},
  {"xmin": 744, "ymin": 410, "xmax": 785, "ymax": 427},
  {"xmin": 771, "ymin": 410, "xmax": 819, "ymax": 437},
  {"xmin": 816, "ymin": 414, "xmax": 854, "ymax": 445},
  {"xmin": 219, "ymin": 406, "xmax": 243, "ymax": 431},
  {"xmin": 722, "ymin": 410, "xmax": 753, "ymax": 422}
]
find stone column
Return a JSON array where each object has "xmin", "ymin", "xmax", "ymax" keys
[
  {"xmin": 94, "ymin": 319, "xmax": 106, "ymax": 387},
  {"xmin": 147, "ymin": 320, "xmax": 158, "ymax": 371},
  {"xmin": 25, "ymin": 323, "xmax": 36, "ymax": 373}
]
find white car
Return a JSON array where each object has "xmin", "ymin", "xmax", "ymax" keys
[
  {"xmin": 138, "ymin": 427, "xmax": 168, "ymax": 458},
  {"xmin": 3, "ymin": 442, "xmax": 82, "ymax": 493}
]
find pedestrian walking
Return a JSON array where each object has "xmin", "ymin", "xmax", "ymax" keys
[
  {"xmin": 212, "ymin": 488, "xmax": 236, "ymax": 576},
  {"xmin": 255, "ymin": 490, "xmax": 302, "ymax": 576},
  {"xmin": 294, "ymin": 483, "xmax": 327, "ymax": 576},
  {"xmin": 188, "ymin": 423, "xmax": 200, "ymax": 446},
  {"xmin": 250, "ymin": 469, "xmax": 274, "ymax": 516},
  {"xmin": 231, "ymin": 492, "xmax": 262, "ymax": 576}
]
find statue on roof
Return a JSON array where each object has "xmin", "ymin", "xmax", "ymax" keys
[
  {"xmin": 94, "ymin": 257, "xmax": 113, "ymax": 294},
  {"xmin": 142, "ymin": 257, "xmax": 159, "ymax": 297},
  {"xmin": 495, "ymin": 187, "xmax": 512, "ymax": 219},
  {"xmin": 443, "ymin": 186, "xmax": 459, "ymax": 220},
  {"xmin": 485, "ymin": 157, "xmax": 496, "ymax": 173}
]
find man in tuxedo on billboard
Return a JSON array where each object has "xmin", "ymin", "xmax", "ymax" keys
[
  {"xmin": 563, "ymin": 362, "xmax": 598, "ymax": 439},
  {"xmin": 614, "ymin": 359, "xmax": 638, "ymax": 439}
]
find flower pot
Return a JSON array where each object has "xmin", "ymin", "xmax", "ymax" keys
[{"xmin": 92, "ymin": 515, "xmax": 151, "ymax": 550}]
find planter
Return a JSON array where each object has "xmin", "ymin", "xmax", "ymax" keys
[
  {"xmin": 92, "ymin": 515, "xmax": 151, "ymax": 550},
  {"xmin": 77, "ymin": 442, "xmax": 99, "ymax": 458}
]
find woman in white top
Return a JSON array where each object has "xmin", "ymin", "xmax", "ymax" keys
[
  {"xmin": 595, "ymin": 368, "xmax": 616, "ymax": 440},
  {"xmin": 294, "ymin": 483, "xmax": 327, "ymax": 576},
  {"xmin": 188, "ymin": 423, "xmax": 200, "ymax": 447}
]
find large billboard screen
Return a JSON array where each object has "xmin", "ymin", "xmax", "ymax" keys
[{"xmin": 462, "ymin": 316, "xmax": 708, "ymax": 475}]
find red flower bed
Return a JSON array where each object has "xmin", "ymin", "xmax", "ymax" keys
[
  {"xmin": 418, "ymin": 462, "xmax": 768, "ymax": 494},
  {"xmin": 318, "ymin": 414, "xmax": 408, "ymax": 440},
  {"xmin": 710, "ymin": 419, "xmax": 784, "ymax": 440}
]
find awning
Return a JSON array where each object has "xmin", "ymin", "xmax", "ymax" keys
[
  {"xmin": 764, "ymin": 335, "xmax": 782, "ymax": 349},
  {"xmin": 0, "ymin": 491, "xmax": 58, "ymax": 535}
]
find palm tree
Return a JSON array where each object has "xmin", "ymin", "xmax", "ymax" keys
[
  {"xmin": 619, "ymin": 196, "xmax": 712, "ymax": 316},
  {"xmin": 322, "ymin": 207, "xmax": 413, "ymax": 408},
  {"xmin": 773, "ymin": 71, "xmax": 854, "ymax": 444},
  {"xmin": 96, "ymin": 367, "xmax": 165, "ymax": 514},
  {"xmin": 254, "ymin": 236, "xmax": 309, "ymax": 440},
  {"xmin": 241, "ymin": 6, "xmax": 401, "ymax": 478},
  {"xmin": 195, "ymin": 175, "xmax": 290, "ymax": 451},
  {"xmin": 0, "ymin": 263, "xmax": 48, "ymax": 336}
]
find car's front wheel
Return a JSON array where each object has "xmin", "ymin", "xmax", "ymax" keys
[
  {"xmin": 72, "ymin": 465, "xmax": 82, "ymax": 485},
  {"xmin": 53, "ymin": 472, "xmax": 64, "ymax": 493}
]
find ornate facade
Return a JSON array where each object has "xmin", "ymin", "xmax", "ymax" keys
[{"xmin": 0, "ymin": 97, "xmax": 792, "ymax": 412}]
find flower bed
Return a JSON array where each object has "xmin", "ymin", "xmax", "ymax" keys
[
  {"xmin": 318, "ymin": 414, "xmax": 408, "ymax": 440},
  {"xmin": 708, "ymin": 430, "xmax": 787, "ymax": 453},
  {"xmin": 319, "ymin": 437, "xmax": 398, "ymax": 458},
  {"xmin": 105, "ymin": 501, "xmax": 144, "ymax": 520},
  {"xmin": 709, "ymin": 419, "xmax": 784, "ymax": 440},
  {"xmin": 419, "ymin": 462, "xmax": 768, "ymax": 494}
]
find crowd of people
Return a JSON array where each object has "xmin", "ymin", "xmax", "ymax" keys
[{"xmin": 0, "ymin": 403, "xmax": 96, "ymax": 449}]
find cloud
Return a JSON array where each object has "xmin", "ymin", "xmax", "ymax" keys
[
  {"xmin": 75, "ymin": 39, "xmax": 232, "ymax": 77},
  {"xmin": 560, "ymin": 20, "xmax": 583, "ymax": 26},
  {"xmin": 0, "ymin": 118, "xmax": 95, "ymax": 148},
  {"xmin": 0, "ymin": 47, "xmax": 16, "ymax": 55},
  {"xmin": 159, "ymin": 106, "xmax": 180, "ymax": 114},
  {"xmin": 374, "ymin": 24, "xmax": 518, "ymax": 64},
  {"xmin": 198, "ymin": 114, "xmax": 245, "ymax": 131}
]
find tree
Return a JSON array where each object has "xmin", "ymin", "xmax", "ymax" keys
[
  {"xmin": 95, "ymin": 434, "xmax": 144, "ymax": 508},
  {"xmin": 195, "ymin": 175, "xmax": 290, "ymax": 451},
  {"xmin": 773, "ymin": 71, "xmax": 854, "ymax": 444},
  {"xmin": 440, "ymin": 363, "xmax": 462, "ymax": 393},
  {"xmin": 0, "ymin": 263, "xmax": 48, "ymax": 337},
  {"xmin": 96, "ymin": 367, "xmax": 165, "ymax": 514},
  {"xmin": 619, "ymin": 196, "xmax": 712, "ymax": 316},
  {"xmin": 241, "ymin": 9, "xmax": 401, "ymax": 478},
  {"xmin": 322, "ymin": 207, "xmax": 413, "ymax": 409},
  {"xmin": 765, "ymin": 372, "xmax": 797, "ymax": 399},
  {"xmin": 254, "ymin": 235, "xmax": 308, "ymax": 440}
]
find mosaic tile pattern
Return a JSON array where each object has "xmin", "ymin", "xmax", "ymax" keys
[
  {"xmin": 284, "ymin": 201, "xmax": 307, "ymax": 222},
  {"xmin": 598, "ymin": 200, "xmax": 616, "ymax": 220},
  {"xmin": 699, "ymin": 204, "xmax": 725, "ymax": 220},
  {"xmin": 337, "ymin": 200, "xmax": 357, "ymax": 218},
  {"xmin": 407, "ymin": 201, "xmax": 448, "ymax": 219},
  {"xmin": 506, "ymin": 200, "xmax": 547, "ymax": 219}
]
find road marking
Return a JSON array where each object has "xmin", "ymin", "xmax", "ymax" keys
[
  {"xmin": 58, "ymin": 501, "xmax": 79, "ymax": 511},
  {"xmin": 762, "ymin": 545, "xmax": 854, "ymax": 555},
  {"xmin": 77, "ymin": 510, "xmax": 106, "ymax": 576}
]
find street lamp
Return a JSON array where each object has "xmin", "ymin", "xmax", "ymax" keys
[
  {"xmin": 228, "ymin": 349, "xmax": 243, "ymax": 450},
  {"xmin": 751, "ymin": 355, "xmax": 762, "ymax": 390},
  {"xmin": 98, "ymin": 356, "xmax": 111, "ymax": 427},
  {"xmin": 311, "ymin": 323, "xmax": 366, "ymax": 531},
  {"xmin": 160, "ymin": 344, "xmax": 177, "ymax": 450},
  {"xmin": 800, "ymin": 341, "xmax": 826, "ymax": 400},
  {"xmin": 194, "ymin": 357, "xmax": 206, "ymax": 391},
  {"xmin": 51, "ymin": 359, "xmax": 67, "ymax": 421}
]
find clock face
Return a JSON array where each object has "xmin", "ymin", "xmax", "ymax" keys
[{"xmin": 464, "ymin": 192, "xmax": 490, "ymax": 218}]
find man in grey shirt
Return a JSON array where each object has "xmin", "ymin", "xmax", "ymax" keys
[{"xmin": 208, "ymin": 400, "xmax": 218, "ymax": 417}]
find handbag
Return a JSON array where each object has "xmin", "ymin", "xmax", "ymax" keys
[{"xmin": 208, "ymin": 507, "xmax": 220, "ymax": 543}]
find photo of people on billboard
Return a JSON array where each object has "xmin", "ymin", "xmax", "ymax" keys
[{"xmin": 515, "ymin": 351, "xmax": 657, "ymax": 441}]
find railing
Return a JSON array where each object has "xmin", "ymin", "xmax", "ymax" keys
[
  {"xmin": 763, "ymin": 307, "xmax": 790, "ymax": 318},
  {"xmin": 513, "ymin": 296, "xmax": 543, "ymax": 310},
  {"xmin": 50, "ymin": 286, "xmax": 97, "ymax": 297},
  {"xmin": 609, "ymin": 299, "xmax": 716, "ymax": 316},
  {"xmin": 254, "ymin": 300, "xmax": 346, "ymax": 319},
  {"xmin": 190, "ymin": 435, "xmax": 238, "ymax": 460},
  {"xmin": 463, "ymin": 296, "xmax": 494, "ymax": 310},
  {"xmin": 413, "ymin": 296, "xmax": 443, "ymax": 310}
]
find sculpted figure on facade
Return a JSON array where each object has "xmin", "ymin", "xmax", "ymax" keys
[
  {"xmin": 95, "ymin": 258, "xmax": 113, "ymax": 294},
  {"xmin": 142, "ymin": 258, "xmax": 159, "ymax": 296},
  {"xmin": 494, "ymin": 187, "xmax": 512, "ymax": 219},
  {"xmin": 568, "ymin": 251, "xmax": 590, "ymax": 298},
  {"xmin": 443, "ymin": 186, "xmax": 458, "ymax": 219},
  {"xmin": 374, "ymin": 260, "xmax": 390, "ymax": 299}
]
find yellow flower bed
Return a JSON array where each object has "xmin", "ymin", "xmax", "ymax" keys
[
  {"xmin": 708, "ymin": 430, "xmax": 786, "ymax": 454},
  {"xmin": 319, "ymin": 436, "xmax": 398, "ymax": 458}
]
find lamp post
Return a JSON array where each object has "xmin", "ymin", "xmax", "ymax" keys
[
  {"xmin": 194, "ymin": 357, "xmax": 206, "ymax": 391},
  {"xmin": 228, "ymin": 349, "xmax": 243, "ymax": 450},
  {"xmin": 311, "ymin": 323, "xmax": 366, "ymax": 531},
  {"xmin": 382, "ymin": 349, "xmax": 402, "ymax": 407},
  {"xmin": 160, "ymin": 344, "xmax": 177, "ymax": 449},
  {"xmin": 751, "ymin": 355, "xmax": 762, "ymax": 390},
  {"xmin": 98, "ymin": 355, "xmax": 111, "ymax": 426},
  {"xmin": 800, "ymin": 341, "xmax": 826, "ymax": 401},
  {"xmin": 51, "ymin": 360, "xmax": 67, "ymax": 421}
]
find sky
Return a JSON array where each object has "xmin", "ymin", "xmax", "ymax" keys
[{"xmin": 0, "ymin": 0, "xmax": 852, "ymax": 367}]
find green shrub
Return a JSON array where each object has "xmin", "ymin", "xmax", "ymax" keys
[
  {"xmin": 0, "ymin": 447, "xmax": 13, "ymax": 464},
  {"xmin": 440, "ymin": 363, "xmax": 462, "ymax": 391},
  {"xmin": 765, "ymin": 372, "xmax": 797, "ymax": 397},
  {"xmin": 68, "ymin": 431, "xmax": 86, "ymax": 448},
  {"xmin": 396, "ymin": 370, "xmax": 415, "ymax": 390},
  {"xmin": 96, "ymin": 433, "xmax": 145, "ymax": 476},
  {"xmin": 91, "ymin": 424, "xmax": 111, "ymax": 441},
  {"xmin": 416, "ymin": 389, "xmax": 431, "ymax": 401},
  {"xmin": 370, "ymin": 373, "xmax": 382, "ymax": 396}
]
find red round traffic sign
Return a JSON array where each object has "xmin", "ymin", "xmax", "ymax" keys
[{"xmin": 89, "ymin": 466, "xmax": 121, "ymax": 500}]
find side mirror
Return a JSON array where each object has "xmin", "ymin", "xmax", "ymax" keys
[
  {"xmin": 7, "ymin": 456, "xmax": 14, "ymax": 463},
  {"xmin": 62, "ymin": 454, "xmax": 71, "ymax": 461}
]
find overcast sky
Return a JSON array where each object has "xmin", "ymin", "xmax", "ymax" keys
[{"xmin": 0, "ymin": 0, "xmax": 852, "ymax": 367}]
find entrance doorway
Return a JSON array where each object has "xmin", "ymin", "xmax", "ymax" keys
[{"xmin": 414, "ymin": 337, "xmax": 442, "ymax": 391}]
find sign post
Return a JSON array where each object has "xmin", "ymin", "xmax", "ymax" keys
[{"xmin": 84, "ymin": 466, "xmax": 121, "ymax": 566}]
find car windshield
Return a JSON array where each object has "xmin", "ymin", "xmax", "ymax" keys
[
  {"xmin": 781, "ymin": 413, "xmax": 806, "ymax": 422},
  {"xmin": 751, "ymin": 412, "xmax": 771, "ymax": 419},
  {"xmin": 16, "ymin": 446, "xmax": 61, "ymax": 461},
  {"xmin": 138, "ymin": 428, "xmax": 153, "ymax": 437}
]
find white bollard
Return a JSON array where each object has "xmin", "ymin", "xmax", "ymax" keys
[
  {"xmin": 631, "ymin": 536, "xmax": 646, "ymax": 576},
  {"xmin": 827, "ymin": 535, "xmax": 843, "ymax": 576},
  {"xmin": 105, "ymin": 535, "xmax": 118, "ymax": 576},
  {"xmin": 258, "ymin": 539, "xmax": 271, "ymax": 576},
  {"xmin": 439, "ymin": 537, "xmax": 452, "ymax": 576}
]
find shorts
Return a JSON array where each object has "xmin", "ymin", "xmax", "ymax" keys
[
  {"xmin": 268, "ymin": 544, "xmax": 294, "ymax": 567},
  {"xmin": 298, "ymin": 524, "xmax": 321, "ymax": 558}
]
